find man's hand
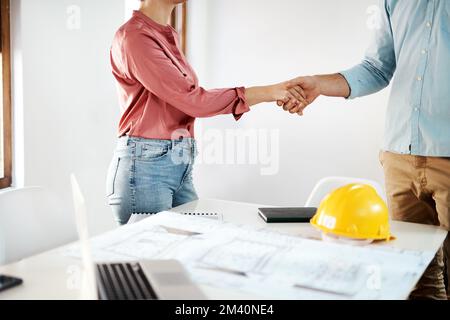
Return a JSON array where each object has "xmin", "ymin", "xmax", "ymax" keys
[
  {"xmin": 277, "ymin": 74, "xmax": 351, "ymax": 116},
  {"xmin": 268, "ymin": 80, "xmax": 308, "ymax": 107},
  {"xmin": 278, "ymin": 76, "xmax": 321, "ymax": 116}
]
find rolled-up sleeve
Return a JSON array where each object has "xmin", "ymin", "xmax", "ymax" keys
[
  {"xmin": 124, "ymin": 32, "xmax": 250, "ymax": 120},
  {"xmin": 340, "ymin": 0, "xmax": 396, "ymax": 99}
]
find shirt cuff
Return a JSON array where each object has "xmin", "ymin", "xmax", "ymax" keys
[
  {"xmin": 340, "ymin": 68, "xmax": 362, "ymax": 100},
  {"xmin": 233, "ymin": 87, "xmax": 251, "ymax": 121}
]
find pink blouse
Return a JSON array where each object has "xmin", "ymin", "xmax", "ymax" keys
[{"xmin": 110, "ymin": 11, "xmax": 250, "ymax": 140}]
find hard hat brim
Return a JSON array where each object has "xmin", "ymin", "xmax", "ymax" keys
[{"xmin": 310, "ymin": 219, "xmax": 395, "ymax": 242}]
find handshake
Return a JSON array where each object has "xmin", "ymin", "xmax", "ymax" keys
[
  {"xmin": 271, "ymin": 76, "xmax": 321, "ymax": 116},
  {"xmin": 246, "ymin": 74, "xmax": 348, "ymax": 114}
]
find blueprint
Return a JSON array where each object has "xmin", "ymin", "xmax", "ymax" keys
[{"xmin": 62, "ymin": 212, "xmax": 435, "ymax": 300}]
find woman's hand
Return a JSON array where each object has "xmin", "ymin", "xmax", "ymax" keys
[{"xmin": 245, "ymin": 80, "xmax": 308, "ymax": 108}]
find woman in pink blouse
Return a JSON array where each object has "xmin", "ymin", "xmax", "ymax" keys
[{"xmin": 107, "ymin": 0, "xmax": 305, "ymax": 225}]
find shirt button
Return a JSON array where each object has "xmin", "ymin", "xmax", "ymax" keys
[
  {"xmin": 414, "ymin": 107, "xmax": 419, "ymax": 112},
  {"xmin": 421, "ymin": 49, "xmax": 427, "ymax": 55},
  {"xmin": 417, "ymin": 76, "xmax": 422, "ymax": 81},
  {"xmin": 426, "ymin": 22, "xmax": 432, "ymax": 28}
]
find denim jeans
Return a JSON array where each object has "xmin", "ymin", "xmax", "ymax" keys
[{"xmin": 106, "ymin": 136, "xmax": 198, "ymax": 225}]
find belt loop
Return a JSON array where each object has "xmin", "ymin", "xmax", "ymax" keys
[{"xmin": 135, "ymin": 142, "xmax": 143, "ymax": 157}]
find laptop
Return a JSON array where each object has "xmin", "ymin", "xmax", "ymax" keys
[{"xmin": 70, "ymin": 174, "xmax": 207, "ymax": 300}]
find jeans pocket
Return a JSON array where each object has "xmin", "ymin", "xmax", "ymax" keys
[
  {"xmin": 106, "ymin": 157, "xmax": 121, "ymax": 197},
  {"xmin": 138, "ymin": 144, "xmax": 170, "ymax": 161}
]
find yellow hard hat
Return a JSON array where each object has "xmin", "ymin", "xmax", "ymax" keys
[{"xmin": 310, "ymin": 184, "xmax": 393, "ymax": 241}]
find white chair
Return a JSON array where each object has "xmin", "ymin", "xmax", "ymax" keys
[
  {"xmin": 305, "ymin": 176, "xmax": 386, "ymax": 207},
  {"xmin": 0, "ymin": 187, "xmax": 77, "ymax": 265}
]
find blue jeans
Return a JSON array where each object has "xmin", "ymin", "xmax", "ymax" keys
[{"xmin": 106, "ymin": 136, "xmax": 198, "ymax": 225}]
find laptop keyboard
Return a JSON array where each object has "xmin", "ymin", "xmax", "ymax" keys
[{"xmin": 96, "ymin": 263, "xmax": 158, "ymax": 300}]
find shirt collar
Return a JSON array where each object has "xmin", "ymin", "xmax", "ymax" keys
[{"xmin": 133, "ymin": 10, "xmax": 172, "ymax": 33}]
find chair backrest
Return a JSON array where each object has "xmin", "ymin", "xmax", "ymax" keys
[
  {"xmin": 305, "ymin": 176, "xmax": 386, "ymax": 207},
  {"xmin": 0, "ymin": 187, "xmax": 77, "ymax": 265}
]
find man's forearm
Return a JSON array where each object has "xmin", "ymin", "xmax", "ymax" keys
[{"xmin": 315, "ymin": 73, "xmax": 351, "ymax": 98}]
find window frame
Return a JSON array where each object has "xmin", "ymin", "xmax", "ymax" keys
[
  {"xmin": 0, "ymin": 0, "xmax": 12, "ymax": 189},
  {"xmin": 170, "ymin": 3, "xmax": 187, "ymax": 54}
]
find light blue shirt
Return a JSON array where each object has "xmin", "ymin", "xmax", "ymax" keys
[{"xmin": 341, "ymin": 0, "xmax": 450, "ymax": 157}]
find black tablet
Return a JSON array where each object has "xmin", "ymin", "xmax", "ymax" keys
[{"xmin": 258, "ymin": 207, "xmax": 317, "ymax": 223}]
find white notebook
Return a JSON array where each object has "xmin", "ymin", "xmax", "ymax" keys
[{"xmin": 127, "ymin": 212, "xmax": 222, "ymax": 224}]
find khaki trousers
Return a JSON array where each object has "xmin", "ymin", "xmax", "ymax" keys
[{"xmin": 380, "ymin": 151, "xmax": 450, "ymax": 300}]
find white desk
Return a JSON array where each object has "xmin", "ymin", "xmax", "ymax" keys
[{"xmin": 0, "ymin": 199, "xmax": 447, "ymax": 300}]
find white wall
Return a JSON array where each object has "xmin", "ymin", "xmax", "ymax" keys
[
  {"xmin": 11, "ymin": 0, "xmax": 389, "ymax": 235},
  {"xmin": 12, "ymin": 0, "xmax": 125, "ymax": 234},
  {"xmin": 188, "ymin": 0, "xmax": 389, "ymax": 207}
]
